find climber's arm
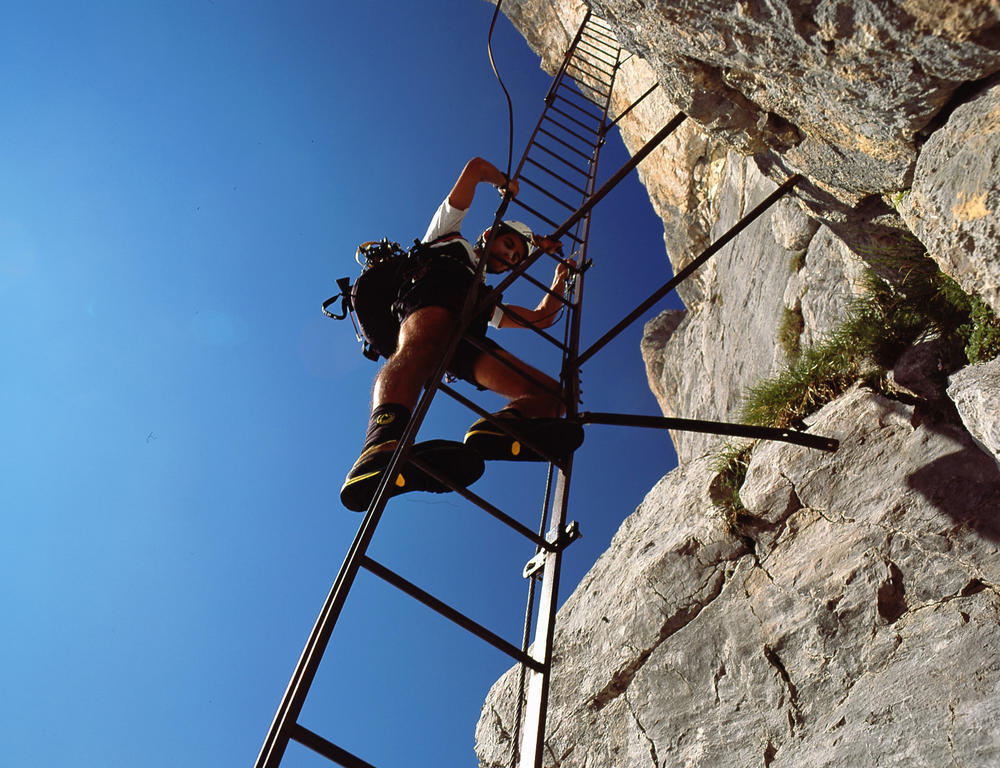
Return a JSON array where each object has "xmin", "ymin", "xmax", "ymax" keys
[{"xmin": 448, "ymin": 157, "xmax": 519, "ymax": 210}]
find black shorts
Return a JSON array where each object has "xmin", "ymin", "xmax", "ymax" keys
[{"xmin": 392, "ymin": 258, "xmax": 503, "ymax": 388}]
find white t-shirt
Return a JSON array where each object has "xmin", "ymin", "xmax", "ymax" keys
[{"xmin": 422, "ymin": 198, "xmax": 504, "ymax": 327}]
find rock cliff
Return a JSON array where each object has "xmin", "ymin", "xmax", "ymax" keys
[{"xmin": 476, "ymin": 1, "xmax": 1000, "ymax": 766}]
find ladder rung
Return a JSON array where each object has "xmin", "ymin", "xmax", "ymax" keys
[
  {"xmin": 566, "ymin": 61, "xmax": 611, "ymax": 89},
  {"xmin": 581, "ymin": 30, "xmax": 619, "ymax": 54},
  {"xmin": 291, "ymin": 725, "xmax": 377, "ymax": 768},
  {"xmin": 360, "ymin": 556, "xmax": 545, "ymax": 673},
  {"xmin": 547, "ymin": 103, "xmax": 600, "ymax": 136},
  {"xmin": 584, "ymin": 24, "xmax": 618, "ymax": 45},
  {"xmin": 497, "ymin": 261, "xmax": 575, "ymax": 307},
  {"xmin": 525, "ymin": 156, "xmax": 588, "ymax": 197},
  {"xmin": 509, "ymin": 198, "xmax": 584, "ymax": 243},
  {"xmin": 577, "ymin": 39, "xmax": 618, "ymax": 66},
  {"xmin": 568, "ymin": 63, "xmax": 614, "ymax": 92},
  {"xmin": 519, "ymin": 174, "xmax": 578, "ymax": 212},
  {"xmin": 552, "ymin": 81, "xmax": 607, "ymax": 117},
  {"xmin": 530, "ymin": 141, "xmax": 590, "ymax": 178},
  {"xmin": 408, "ymin": 434, "xmax": 560, "ymax": 549},
  {"xmin": 587, "ymin": 24, "xmax": 617, "ymax": 41},
  {"xmin": 435, "ymin": 356, "xmax": 570, "ymax": 464},
  {"xmin": 553, "ymin": 92, "xmax": 602, "ymax": 123},
  {"xmin": 536, "ymin": 127, "xmax": 594, "ymax": 162},
  {"xmin": 542, "ymin": 113, "xmax": 601, "ymax": 149},
  {"xmin": 573, "ymin": 50, "xmax": 616, "ymax": 78},
  {"xmin": 566, "ymin": 66, "xmax": 611, "ymax": 97},
  {"xmin": 496, "ymin": 301, "xmax": 573, "ymax": 350}
]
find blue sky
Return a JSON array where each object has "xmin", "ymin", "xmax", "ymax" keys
[{"xmin": 1, "ymin": 2, "xmax": 683, "ymax": 766}]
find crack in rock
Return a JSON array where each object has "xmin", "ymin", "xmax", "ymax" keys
[
  {"xmin": 876, "ymin": 559, "xmax": 908, "ymax": 624},
  {"xmin": 626, "ymin": 691, "xmax": 661, "ymax": 768},
  {"xmin": 587, "ymin": 565, "xmax": 730, "ymax": 711},
  {"xmin": 763, "ymin": 644, "xmax": 803, "ymax": 736},
  {"xmin": 763, "ymin": 738, "xmax": 778, "ymax": 767}
]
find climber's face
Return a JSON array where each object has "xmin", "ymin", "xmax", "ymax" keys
[{"xmin": 485, "ymin": 231, "xmax": 527, "ymax": 273}]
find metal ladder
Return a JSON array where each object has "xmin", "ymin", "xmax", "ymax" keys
[{"xmin": 256, "ymin": 11, "xmax": 836, "ymax": 768}]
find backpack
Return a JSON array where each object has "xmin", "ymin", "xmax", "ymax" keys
[
  {"xmin": 323, "ymin": 235, "xmax": 489, "ymax": 362},
  {"xmin": 323, "ymin": 238, "xmax": 418, "ymax": 361}
]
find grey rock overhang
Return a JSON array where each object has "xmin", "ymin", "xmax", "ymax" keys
[{"xmin": 586, "ymin": 0, "xmax": 1000, "ymax": 198}]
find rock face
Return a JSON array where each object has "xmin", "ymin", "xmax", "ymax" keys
[
  {"xmin": 476, "ymin": 2, "xmax": 1000, "ymax": 766},
  {"xmin": 900, "ymin": 79, "xmax": 1000, "ymax": 315},
  {"xmin": 640, "ymin": 155, "xmax": 863, "ymax": 461},
  {"xmin": 476, "ymin": 389, "xmax": 1000, "ymax": 767},
  {"xmin": 586, "ymin": 0, "xmax": 1000, "ymax": 199},
  {"xmin": 948, "ymin": 359, "xmax": 1000, "ymax": 467}
]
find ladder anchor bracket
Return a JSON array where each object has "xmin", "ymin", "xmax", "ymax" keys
[{"xmin": 522, "ymin": 521, "xmax": 582, "ymax": 579}]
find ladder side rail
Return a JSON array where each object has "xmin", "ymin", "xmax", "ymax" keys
[
  {"xmin": 577, "ymin": 174, "xmax": 801, "ymax": 367},
  {"xmin": 543, "ymin": 8, "xmax": 592, "ymax": 105},
  {"xmin": 516, "ymin": 467, "xmax": 571, "ymax": 768},
  {"xmin": 518, "ymin": 273, "xmax": 585, "ymax": 768},
  {"xmin": 256, "ymin": 202, "xmax": 512, "ymax": 768},
  {"xmin": 517, "ymin": 44, "xmax": 615, "ymax": 762}
]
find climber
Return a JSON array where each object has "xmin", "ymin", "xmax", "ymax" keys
[{"xmin": 340, "ymin": 156, "xmax": 585, "ymax": 512}]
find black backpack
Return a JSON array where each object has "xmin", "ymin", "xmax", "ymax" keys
[
  {"xmin": 324, "ymin": 235, "xmax": 490, "ymax": 362},
  {"xmin": 323, "ymin": 238, "xmax": 418, "ymax": 361}
]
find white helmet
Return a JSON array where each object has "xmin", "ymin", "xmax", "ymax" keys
[{"xmin": 476, "ymin": 219, "xmax": 534, "ymax": 259}]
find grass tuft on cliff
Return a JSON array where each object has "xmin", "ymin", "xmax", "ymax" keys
[
  {"xmin": 741, "ymin": 236, "xmax": 999, "ymax": 429},
  {"xmin": 709, "ymin": 442, "xmax": 754, "ymax": 531}
]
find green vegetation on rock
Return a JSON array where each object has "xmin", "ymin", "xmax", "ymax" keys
[{"xmin": 741, "ymin": 235, "xmax": 998, "ymax": 429}]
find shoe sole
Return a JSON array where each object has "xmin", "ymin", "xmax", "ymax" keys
[
  {"xmin": 465, "ymin": 418, "xmax": 584, "ymax": 462},
  {"xmin": 340, "ymin": 439, "xmax": 485, "ymax": 512}
]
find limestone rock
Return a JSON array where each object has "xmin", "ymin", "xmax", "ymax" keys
[
  {"xmin": 587, "ymin": 0, "xmax": 1000, "ymax": 197},
  {"xmin": 947, "ymin": 359, "xmax": 1000, "ymax": 465},
  {"xmin": 783, "ymin": 226, "xmax": 867, "ymax": 350},
  {"xmin": 900, "ymin": 79, "xmax": 1000, "ymax": 314},
  {"xmin": 639, "ymin": 154, "xmax": 806, "ymax": 461},
  {"xmin": 476, "ymin": 388, "xmax": 1000, "ymax": 768},
  {"xmin": 770, "ymin": 196, "xmax": 820, "ymax": 252},
  {"xmin": 640, "ymin": 308, "xmax": 686, "ymax": 412}
]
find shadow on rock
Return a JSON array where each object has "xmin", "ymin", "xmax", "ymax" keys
[{"xmin": 906, "ymin": 439, "xmax": 1000, "ymax": 542}]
